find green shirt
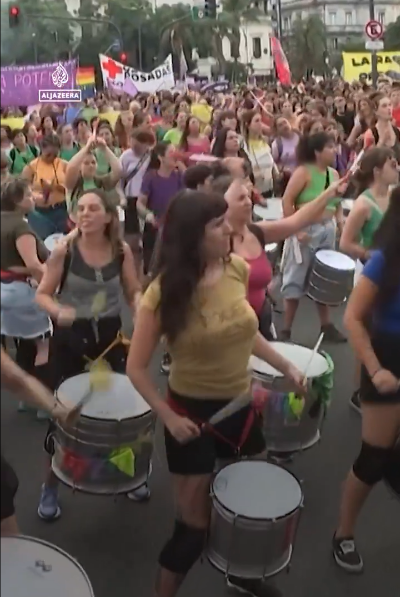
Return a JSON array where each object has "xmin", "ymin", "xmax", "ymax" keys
[
  {"xmin": 359, "ymin": 189, "xmax": 384, "ymax": 248},
  {"xmin": 163, "ymin": 128, "xmax": 183, "ymax": 147},
  {"xmin": 95, "ymin": 146, "xmax": 121, "ymax": 177},
  {"xmin": 9, "ymin": 146, "xmax": 36, "ymax": 175},
  {"xmin": 296, "ymin": 166, "xmax": 340, "ymax": 212},
  {"xmin": 60, "ymin": 144, "xmax": 80, "ymax": 162}
]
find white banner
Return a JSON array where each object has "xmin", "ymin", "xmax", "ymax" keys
[{"xmin": 99, "ymin": 54, "xmax": 175, "ymax": 94}]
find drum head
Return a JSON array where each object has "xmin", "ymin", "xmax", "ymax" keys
[
  {"xmin": 44, "ymin": 234, "xmax": 65, "ymax": 252},
  {"xmin": 57, "ymin": 373, "xmax": 150, "ymax": 420},
  {"xmin": 213, "ymin": 461, "xmax": 302, "ymax": 520},
  {"xmin": 316, "ymin": 250, "xmax": 355, "ymax": 271},
  {"xmin": 1, "ymin": 536, "xmax": 93, "ymax": 597},
  {"xmin": 250, "ymin": 342, "xmax": 328, "ymax": 378}
]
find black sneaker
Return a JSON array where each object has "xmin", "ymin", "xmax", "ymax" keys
[
  {"xmin": 332, "ymin": 535, "xmax": 363, "ymax": 573},
  {"xmin": 279, "ymin": 329, "xmax": 291, "ymax": 342},
  {"xmin": 321, "ymin": 324, "xmax": 347, "ymax": 344},
  {"xmin": 160, "ymin": 352, "xmax": 171, "ymax": 375},
  {"xmin": 349, "ymin": 390, "xmax": 361, "ymax": 414},
  {"xmin": 227, "ymin": 576, "xmax": 283, "ymax": 597}
]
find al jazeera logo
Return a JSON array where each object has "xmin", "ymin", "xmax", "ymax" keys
[{"xmin": 38, "ymin": 63, "xmax": 81, "ymax": 103}]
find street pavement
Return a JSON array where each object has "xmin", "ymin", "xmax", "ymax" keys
[{"xmin": 1, "ymin": 298, "xmax": 399, "ymax": 597}]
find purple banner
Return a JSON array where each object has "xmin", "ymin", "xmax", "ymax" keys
[{"xmin": 1, "ymin": 60, "xmax": 78, "ymax": 107}]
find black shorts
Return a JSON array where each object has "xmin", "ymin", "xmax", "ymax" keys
[
  {"xmin": 164, "ymin": 390, "xmax": 265, "ymax": 476},
  {"xmin": 361, "ymin": 332, "xmax": 400, "ymax": 404},
  {"xmin": 1, "ymin": 456, "xmax": 19, "ymax": 521},
  {"xmin": 44, "ymin": 316, "xmax": 127, "ymax": 456},
  {"xmin": 125, "ymin": 197, "xmax": 140, "ymax": 234}
]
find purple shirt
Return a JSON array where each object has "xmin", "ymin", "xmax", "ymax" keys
[
  {"xmin": 141, "ymin": 170, "xmax": 184, "ymax": 219},
  {"xmin": 271, "ymin": 134, "xmax": 299, "ymax": 173}
]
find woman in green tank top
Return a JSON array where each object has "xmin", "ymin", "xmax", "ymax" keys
[
  {"xmin": 281, "ymin": 132, "xmax": 346, "ymax": 343},
  {"xmin": 340, "ymin": 147, "xmax": 398, "ymax": 412}
]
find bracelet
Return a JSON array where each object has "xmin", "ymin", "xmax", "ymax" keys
[{"xmin": 370, "ymin": 368, "xmax": 382, "ymax": 380}]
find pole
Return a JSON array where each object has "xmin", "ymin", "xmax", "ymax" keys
[
  {"xmin": 277, "ymin": 0, "xmax": 283, "ymax": 40},
  {"xmin": 369, "ymin": 0, "xmax": 378, "ymax": 87},
  {"xmin": 138, "ymin": 24, "xmax": 143, "ymax": 70}
]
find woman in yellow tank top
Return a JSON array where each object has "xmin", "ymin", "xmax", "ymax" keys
[
  {"xmin": 21, "ymin": 135, "xmax": 68, "ymax": 240},
  {"xmin": 281, "ymin": 132, "xmax": 346, "ymax": 343},
  {"xmin": 127, "ymin": 190, "xmax": 305, "ymax": 597}
]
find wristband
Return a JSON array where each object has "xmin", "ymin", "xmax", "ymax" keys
[{"xmin": 370, "ymin": 368, "xmax": 382, "ymax": 380}]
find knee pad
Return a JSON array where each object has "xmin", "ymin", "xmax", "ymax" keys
[
  {"xmin": 159, "ymin": 520, "xmax": 207, "ymax": 574},
  {"xmin": 353, "ymin": 441, "xmax": 393, "ymax": 486}
]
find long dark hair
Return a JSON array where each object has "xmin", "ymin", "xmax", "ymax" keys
[
  {"xmin": 154, "ymin": 190, "xmax": 228, "ymax": 343},
  {"xmin": 297, "ymin": 132, "xmax": 331, "ymax": 165},
  {"xmin": 1, "ymin": 178, "xmax": 29, "ymax": 211},
  {"xmin": 372, "ymin": 184, "xmax": 400, "ymax": 307},
  {"xmin": 76, "ymin": 188, "xmax": 123, "ymax": 257},
  {"xmin": 353, "ymin": 147, "xmax": 394, "ymax": 195}
]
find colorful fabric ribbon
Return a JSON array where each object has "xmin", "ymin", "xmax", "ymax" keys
[{"xmin": 109, "ymin": 447, "xmax": 135, "ymax": 477}]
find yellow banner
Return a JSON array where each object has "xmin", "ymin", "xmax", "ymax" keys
[
  {"xmin": 342, "ymin": 51, "xmax": 400, "ymax": 83},
  {"xmin": 1, "ymin": 112, "xmax": 121, "ymax": 132}
]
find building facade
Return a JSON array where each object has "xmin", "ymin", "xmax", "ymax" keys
[{"xmin": 280, "ymin": 0, "xmax": 400, "ymax": 48}]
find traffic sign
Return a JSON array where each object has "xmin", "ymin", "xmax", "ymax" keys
[
  {"xmin": 365, "ymin": 39, "xmax": 384, "ymax": 51},
  {"xmin": 365, "ymin": 20, "xmax": 383, "ymax": 40}
]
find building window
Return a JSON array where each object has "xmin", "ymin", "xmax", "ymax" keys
[
  {"xmin": 253, "ymin": 37, "xmax": 262, "ymax": 59},
  {"xmin": 328, "ymin": 12, "xmax": 336, "ymax": 26},
  {"xmin": 345, "ymin": 12, "xmax": 352, "ymax": 25},
  {"xmin": 284, "ymin": 17, "xmax": 290, "ymax": 30},
  {"xmin": 333, "ymin": 37, "xmax": 338, "ymax": 50},
  {"xmin": 378, "ymin": 11, "xmax": 385, "ymax": 24}
]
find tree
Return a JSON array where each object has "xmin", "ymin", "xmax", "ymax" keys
[
  {"xmin": 284, "ymin": 15, "xmax": 327, "ymax": 80},
  {"xmin": 385, "ymin": 16, "xmax": 400, "ymax": 51},
  {"xmin": 2, "ymin": 0, "xmax": 74, "ymax": 65}
]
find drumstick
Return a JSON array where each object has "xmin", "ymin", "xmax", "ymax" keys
[
  {"xmin": 206, "ymin": 393, "xmax": 253, "ymax": 428},
  {"xmin": 302, "ymin": 333, "xmax": 324, "ymax": 384},
  {"xmin": 67, "ymin": 359, "xmax": 112, "ymax": 417}
]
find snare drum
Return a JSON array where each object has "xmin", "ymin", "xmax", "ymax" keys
[
  {"xmin": 207, "ymin": 461, "xmax": 303, "ymax": 578},
  {"xmin": 307, "ymin": 250, "xmax": 355, "ymax": 306},
  {"xmin": 250, "ymin": 342, "xmax": 331, "ymax": 454},
  {"xmin": 1, "ymin": 535, "xmax": 94, "ymax": 597},
  {"xmin": 44, "ymin": 233, "xmax": 65, "ymax": 252},
  {"xmin": 52, "ymin": 373, "xmax": 155, "ymax": 494}
]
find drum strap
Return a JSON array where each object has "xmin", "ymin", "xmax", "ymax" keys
[
  {"xmin": 0, "ymin": 270, "xmax": 28, "ymax": 283},
  {"xmin": 166, "ymin": 393, "xmax": 256, "ymax": 454}
]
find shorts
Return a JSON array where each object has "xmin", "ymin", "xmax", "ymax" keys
[
  {"xmin": 124, "ymin": 198, "xmax": 140, "ymax": 235},
  {"xmin": 361, "ymin": 332, "xmax": 400, "ymax": 404},
  {"xmin": 164, "ymin": 390, "xmax": 265, "ymax": 476},
  {"xmin": 281, "ymin": 219, "xmax": 336, "ymax": 300},
  {"xmin": 44, "ymin": 316, "xmax": 127, "ymax": 456},
  {"xmin": 1, "ymin": 456, "xmax": 19, "ymax": 521}
]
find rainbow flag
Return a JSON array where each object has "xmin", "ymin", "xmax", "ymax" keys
[{"xmin": 76, "ymin": 67, "xmax": 95, "ymax": 87}]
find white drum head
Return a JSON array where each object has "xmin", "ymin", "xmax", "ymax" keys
[
  {"xmin": 44, "ymin": 234, "xmax": 65, "ymax": 252},
  {"xmin": 1, "ymin": 536, "xmax": 93, "ymax": 597},
  {"xmin": 250, "ymin": 342, "xmax": 328, "ymax": 379},
  {"xmin": 253, "ymin": 199, "xmax": 283, "ymax": 222},
  {"xmin": 264, "ymin": 243, "xmax": 277, "ymax": 253},
  {"xmin": 316, "ymin": 250, "xmax": 355, "ymax": 271},
  {"xmin": 213, "ymin": 461, "xmax": 302, "ymax": 519},
  {"xmin": 57, "ymin": 373, "xmax": 150, "ymax": 420}
]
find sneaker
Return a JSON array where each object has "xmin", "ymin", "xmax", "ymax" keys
[
  {"xmin": 227, "ymin": 576, "xmax": 283, "ymax": 597},
  {"xmin": 127, "ymin": 483, "xmax": 151, "ymax": 502},
  {"xmin": 160, "ymin": 352, "xmax": 171, "ymax": 375},
  {"xmin": 349, "ymin": 390, "xmax": 361, "ymax": 414},
  {"xmin": 321, "ymin": 323, "xmax": 347, "ymax": 344},
  {"xmin": 332, "ymin": 535, "xmax": 363, "ymax": 573},
  {"xmin": 279, "ymin": 329, "xmax": 291, "ymax": 342},
  {"xmin": 38, "ymin": 484, "xmax": 61, "ymax": 521}
]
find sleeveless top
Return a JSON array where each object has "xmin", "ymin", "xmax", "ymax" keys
[
  {"xmin": 58, "ymin": 243, "xmax": 123, "ymax": 319},
  {"xmin": 359, "ymin": 189, "xmax": 384, "ymax": 249},
  {"xmin": 371, "ymin": 126, "xmax": 400, "ymax": 162},
  {"xmin": 296, "ymin": 165, "xmax": 339, "ymax": 212}
]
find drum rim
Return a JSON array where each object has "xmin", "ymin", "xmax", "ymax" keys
[
  {"xmin": 250, "ymin": 343, "xmax": 329, "ymax": 378},
  {"xmin": 211, "ymin": 461, "xmax": 304, "ymax": 522},
  {"xmin": 314, "ymin": 250, "xmax": 355, "ymax": 271},
  {"xmin": 56, "ymin": 372, "xmax": 152, "ymax": 420},
  {"xmin": 1, "ymin": 534, "xmax": 94, "ymax": 595}
]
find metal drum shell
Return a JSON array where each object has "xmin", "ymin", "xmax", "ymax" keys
[
  {"xmin": 52, "ymin": 398, "xmax": 156, "ymax": 495},
  {"xmin": 307, "ymin": 252, "xmax": 355, "ymax": 307},
  {"xmin": 252, "ymin": 370, "xmax": 324, "ymax": 454},
  {"xmin": 207, "ymin": 463, "xmax": 303, "ymax": 579},
  {"xmin": 1, "ymin": 535, "xmax": 94, "ymax": 597}
]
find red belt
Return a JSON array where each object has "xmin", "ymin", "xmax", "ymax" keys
[
  {"xmin": 166, "ymin": 392, "xmax": 259, "ymax": 453},
  {"xmin": 0, "ymin": 270, "xmax": 28, "ymax": 283}
]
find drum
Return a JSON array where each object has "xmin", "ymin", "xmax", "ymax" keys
[
  {"xmin": 253, "ymin": 199, "xmax": 283, "ymax": 222},
  {"xmin": 250, "ymin": 342, "xmax": 331, "ymax": 454},
  {"xmin": 384, "ymin": 438, "xmax": 400, "ymax": 501},
  {"xmin": 52, "ymin": 373, "xmax": 155, "ymax": 494},
  {"xmin": 44, "ymin": 233, "xmax": 65, "ymax": 252},
  {"xmin": 307, "ymin": 250, "xmax": 355, "ymax": 306},
  {"xmin": 1, "ymin": 535, "xmax": 94, "ymax": 597},
  {"xmin": 207, "ymin": 461, "xmax": 303, "ymax": 579},
  {"xmin": 264, "ymin": 243, "xmax": 279, "ymax": 268}
]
